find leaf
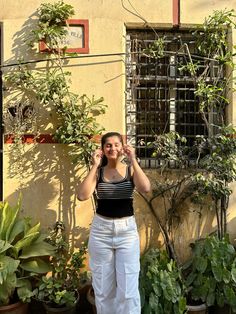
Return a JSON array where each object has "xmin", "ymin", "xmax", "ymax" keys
[
  {"xmin": 0, "ymin": 255, "xmax": 19, "ymax": 292},
  {"xmin": 8, "ymin": 220, "xmax": 25, "ymax": 244},
  {"xmin": 0, "ymin": 240, "xmax": 12, "ymax": 254},
  {"xmin": 196, "ymin": 257, "xmax": 208, "ymax": 273},
  {"xmin": 13, "ymin": 223, "xmax": 41, "ymax": 254},
  {"xmin": 0, "ymin": 272, "xmax": 17, "ymax": 305},
  {"xmin": 20, "ymin": 257, "xmax": 52, "ymax": 274},
  {"xmin": 206, "ymin": 291, "xmax": 215, "ymax": 306},
  {"xmin": 185, "ymin": 271, "xmax": 196, "ymax": 286},
  {"xmin": 224, "ymin": 286, "xmax": 236, "ymax": 306},
  {"xmin": 231, "ymin": 265, "xmax": 236, "ymax": 283},
  {"xmin": 20, "ymin": 239, "xmax": 55, "ymax": 259},
  {"xmin": 16, "ymin": 278, "xmax": 34, "ymax": 303},
  {"xmin": 212, "ymin": 264, "xmax": 223, "ymax": 282},
  {"xmin": 222, "ymin": 268, "xmax": 231, "ymax": 284},
  {"xmin": 0, "ymin": 202, "xmax": 19, "ymax": 241}
]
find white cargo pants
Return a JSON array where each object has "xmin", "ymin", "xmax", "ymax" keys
[{"xmin": 88, "ymin": 214, "xmax": 141, "ymax": 314}]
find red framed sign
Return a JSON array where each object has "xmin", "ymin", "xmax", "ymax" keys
[{"xmin": 39, "ymin": 19, "xmax": 89, "ymax": 53}]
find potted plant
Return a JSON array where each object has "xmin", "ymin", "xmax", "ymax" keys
[
  {"xmin": 139, "ymin": 248, "xmax": 187, "ymax": 314},
  {"xmin": 36, "ymin": 221, "xmax": 88, "ymax": 314},
  {"xmin": 185, "ymin": 235, "xmax": 236, "ymax": 314},
  {"xmin": 0, "ymin": 197, "xmax": 55, "ymax": 314}
]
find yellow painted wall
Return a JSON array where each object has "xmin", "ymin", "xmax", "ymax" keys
[{"xmin": 1, "ymin": 0, "xmax": 236, "ymax": 261}]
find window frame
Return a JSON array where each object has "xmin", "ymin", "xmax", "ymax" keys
[{"xmin": 125, "ymin": 29, "xmax": 226, "ymax": 168}]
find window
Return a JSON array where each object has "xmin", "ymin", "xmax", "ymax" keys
[{"xmin": 125, "ymin": 30, "xmax": 224, "ymax": 168}]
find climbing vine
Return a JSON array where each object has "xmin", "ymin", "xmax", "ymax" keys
[{"xmin": 5, "ymin": 1, "xmax": 106, "ymax": 178}]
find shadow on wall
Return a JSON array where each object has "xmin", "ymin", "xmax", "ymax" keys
[
  {"xmin": 5, "ymin": 143, "xmax": 90, "ymax": 248},
  {"xmin": 228, "ymin": 216, "xmax": 236, "ymax": 245},
  {"xmin": 7, "ymin": 9, "xmax": 54, "ymax": 65},
  {"xmin": 134, "ymin": 192, "xmax": 163, "ymax": 253},
  {"xmin": 3, "ymin": 10, "xmax": 91, "ymax": 247},
  {"xmin": 172, "ymin": 198, "xmax": 215, "ymax": 263},
  {"xmin": 135, "ymin": 171, "xmax": 216, "ymax": 263}
]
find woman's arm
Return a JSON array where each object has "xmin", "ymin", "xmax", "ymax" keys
[
  {"xmin": 77, "ymin": 149, "xmax": 103, "ymax": 201},
  {"xmin": 123, "ymin": 145, "xmax": 151, "ymax": 194}
]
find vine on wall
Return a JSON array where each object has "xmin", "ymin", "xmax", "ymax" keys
[
  {"xmin": 140, "ymin": 9, "xmax": 236, "ymax": 261},
  {"xmin": 5, "ymin": 1, "xmax": 107, "ymax": 177}
]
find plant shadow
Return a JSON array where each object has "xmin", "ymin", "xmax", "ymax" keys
[{"xmin": 3, "ymin": 10, "xmax": 92, "ymax": 247}]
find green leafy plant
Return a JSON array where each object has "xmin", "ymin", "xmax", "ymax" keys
[
  {"xmin": 138, "ymin": 9, "xmax": 236, "ymax": 266},
  {"xmin": 36, "ymin": 221, "xmax": 88, "ymax": 308},
  {"xmin": 143, "ymin": 37, "xmax": 165, "ymax": 59},
  {"xmin": 185, "ymin": 235, "xmax": 236, "ymax": 311},
  {"xmin": 194, "ymin": 9, "xmax": 236, "ymax": 62},
  {"xmin": 29, "ymin": 1, "xmax": 75, "ymax": 51},
  {"xmin": 5, "ymin": 0, "xmax": 107, "ymax": 177},
  {"xmin": 0, "ymin": 197, "xmax": 55, "ymax": 306},
  {"xmin": 192, "ymin": 125, "xmax": 236, "ymax": 239},
  {"xmin": 140, "ymin": 248, "xmax": 187, "ymax": 314}
]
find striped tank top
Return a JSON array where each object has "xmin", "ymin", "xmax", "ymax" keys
[{"xmin": 96, "ymin": 166, "xmax": 134, "ymax": 218}]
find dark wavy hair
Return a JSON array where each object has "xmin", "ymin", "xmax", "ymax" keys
[{"xmin": 100, "ymin": 132, "xmax": 124, "ymax": 166}]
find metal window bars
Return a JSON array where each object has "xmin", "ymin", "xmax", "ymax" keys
[{"xmin": 125, "ymin": 30, "xmax": 224, "ymax": 168}]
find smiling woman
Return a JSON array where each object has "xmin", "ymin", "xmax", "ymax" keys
[{"xmin": 77, "ymin": 131, "xmax": 151, "ymax": 314}]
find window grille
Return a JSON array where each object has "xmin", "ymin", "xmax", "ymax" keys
[{"xmin": 125, "ymin": 30, "xmax": 225, "ymax": 168}]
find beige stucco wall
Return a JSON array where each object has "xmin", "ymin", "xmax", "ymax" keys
[{"xmin": 1, "ymin": 0, "xmax": 236, "ymax": 261}]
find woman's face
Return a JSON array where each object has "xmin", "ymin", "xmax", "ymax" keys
[{"xmin": 102, "ymin": 136, "xmax": 123, "ymax": 160}]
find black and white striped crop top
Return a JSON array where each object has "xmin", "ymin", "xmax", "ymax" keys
[{"xmin": 95, "ymin": 166, "xmax": 134, "ymax": 218}]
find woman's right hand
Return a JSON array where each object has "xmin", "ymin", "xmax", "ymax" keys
[{"xmin": 91, "ymin": 149, "xmax": 103, "ymax": 167}]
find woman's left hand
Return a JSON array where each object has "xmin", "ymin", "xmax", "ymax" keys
[{"xmin": 123, "ymin": 144, "xmax": 136, "ymax": 162}]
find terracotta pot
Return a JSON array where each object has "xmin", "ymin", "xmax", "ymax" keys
[
  {"xmin": 86, "ymin": 287, "xmax": 97, "ymax": 314},
  {"xmin": 187, "ymin": 303, "xmax": 207, "ymax": 314},
  {"xmin": 0, "ymin": 302, "xmax": 28, "ymax": 314}
]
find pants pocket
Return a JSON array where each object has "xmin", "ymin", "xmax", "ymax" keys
[
  {"xmin": 89, "ymin": 260, "xmax": 103, "ymax": 296},
  {"xmin": 117, "ymin": 262, "xmax": 140, "ymax": 298}
]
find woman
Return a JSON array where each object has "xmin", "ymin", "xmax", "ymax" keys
[{"xmin": 77, "ymin": 132, "xmax": 151, "ymax": 314}]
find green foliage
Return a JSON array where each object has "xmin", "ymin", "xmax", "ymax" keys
[
  {"xmin": 182, "ymin": 10, "xmax": 235, "ymax": 116},
  {"xmin": 194, "ymin": 79, "xmax": 228, "ymax": 113},
  {"xmin": 29, "ymin": 1, "xmax": 75, "ymax": 50},
  {"xmin": 36, "ymin": 222, "xmax": 88, "ymax": 307},
  {"xmin": 195, "ymin": 126, "xmax": 236, "ymax": 188},
  {"xmin": 141, "ymin": 9, "xmax": 236, "ymax": 262},
  {"xmin": 192, "ymin": 125, "xmax": 236, "ymax": 238},
  {"xmin": 54, "ymin": 94, "xmax": 106, "ymax": 166},
  {"xmin": 6, "ymin": 64, "xmax": 107, "ymax": 168},
  {"xmin": 140, "ymin": 248, "xmax": 187, "ymax": 314},
  {"xmin": 143, "ymin": 37, "xmax": 165, "ymax": 59},
  {"xmin": 141, "ymin": 123, "xmax": 236, "ymax": 265},
  {"xmin": 185, "ymin": 235, "xmax": 236, "ymax": 311},
  {"xmin": 148, "ymin": 131, "xmax": 188, "ymax": 168},
  {"xmin": 5, "ymin": 1, "xmax": 107, "ymax": 171},
  {"xmin": 0, "ymin": 198, "xmax": 54, "ymax": 305},
  {"xmin": 39, "ymin": 1, "xmax": 74, "ymax": 24},
  {"xmin": 195, "ymin": 9, "xmax": 236, "ymax": 61}
]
